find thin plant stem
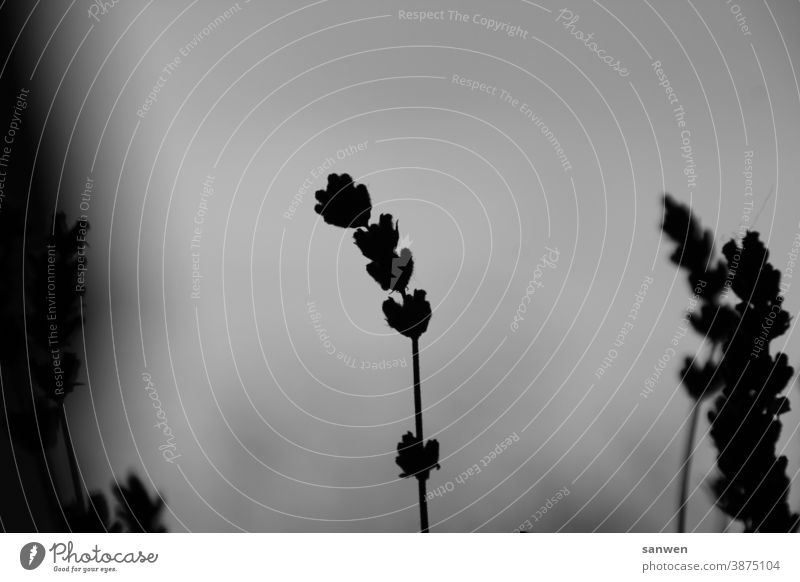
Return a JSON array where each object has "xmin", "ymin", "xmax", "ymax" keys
[
  {"xmin": 411, "ymin": 337, "xmax": 429, "ymax": 533},
  {"xmin": 60, "ymin": 403, "xmax": 84, "ymax": 511},
  {"xmin": 417, "ymin": 478, "xmax": 429, "ymax": 533},
  {"xmin": 678, "ymin": 401, "xmax": 700, "ymax": 533},
  {"xmin": 412, "ymin": 337, "xmax": 423, "ymax": 439}
]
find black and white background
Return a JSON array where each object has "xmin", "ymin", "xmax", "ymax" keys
[{"xmin": 1, "ymin": 0, "xmax": 800, "ymax": 534}]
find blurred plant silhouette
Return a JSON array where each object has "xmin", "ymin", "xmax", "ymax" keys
[
  {"xmin": 25, "ymin": 213, "xmax": 90, "ymax": 509},
  {"xmin": 112, "ymin": 474, "xmax": 167, "ymax": 533},
  {"xmin": 61, "ymin": 474, "xmax": 166, "ymax": 533},
  {"xmin": 314, "ymin": 173, "xmax": 438, "ymax": 532},
  {"xmin": 1, "ymin": 211, "xmax": 166, "ymax": 532},
  {"xmin": 662, "ymin": 195, "xmax": 731, "ymax": 532},
  {"xmin": 662, "ymin": 194, "xmax": 799, "ymax": 532},
  {"xmin": 63, "ymin": 491, "xmax": 122, "ymax": 533}
]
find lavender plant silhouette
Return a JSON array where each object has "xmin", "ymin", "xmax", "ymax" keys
[
  {"xmin": 662, "ymin": 195, "xmax": 799, "ymax": 532},
  {"xmin": 661, "ymin": 195, "xmax": 732, "ymax": 532},
  {"xmin": 314, "ymin": 173, "xmax": 439, "ymax": 532},
  {"xmin": 26, "ymin": 213, "xmax": 91, "ymax": 511},
  {"xmin": 2, "ymin": 210, "xmax": 166, "ymax": 532}
]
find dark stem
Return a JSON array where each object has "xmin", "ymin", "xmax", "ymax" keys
[
  {"xmin": 417, "ymin": 477, "xmax": 429, "ymax": 533},
  {"xmin": 412, "ymin": 337, "xmax": 423, "ymax": 439},
  {"xmin": 60, "ymin": 403, "xmax": 84, "ymax": 511},
  {"xmin": 678, "ymin": 401, "xmax": 701, "ymax": 533},
  {"xmin": 412, "ymin": 336, "xmax": 429, "ymax": 533}
]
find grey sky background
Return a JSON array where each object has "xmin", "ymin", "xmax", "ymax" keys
[{"xmin": 25, "ymin": 0, "xmax": 800, "ymax": 531}]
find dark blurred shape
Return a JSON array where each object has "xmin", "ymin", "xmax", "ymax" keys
[
  {"xmin": 661, "ymin": 195, "xmax": 726, "ymax": 298},
  {"xmin": 0, "ymin": 9, "xmax": 167, "ymax": 532},
  {"xmin": 63, "ymin": 492, "xmax": 122, "ymax": 533},
  {"xmin": 8, "ymin": 399, "xmax": 62, "ymax": 452},
  {"xmin": 722, "ymin": 232, "xmax": 785, "ymax": 308},
  {"xmin": 661, "ymin": 194, "xmax": 731, "ymax": 405},
  {"xmin": 25, "ymin": 213, "xmax": 90, "ymax": 512},
  {"xmin": 313, "ymin": 173, "xmax": 372, "ymax": 228},
  {"xmin": 709, "ymin": 233, "xmax": 798, "ymax": 532},
  {"xmin": 662, "ymin": 195, "xmax": 798, "ymax": 532},
  {"xmin": 112, "ymin": 474, "xmax": 167, "ymax": 533},
  {"xmin": 60, "ymin": 476, "xmax": 167, "ymax": 533},
  {"xmin": 687, "ymin": 303, "xmax": 738, "ymax": 345},
  {"xmin": 679, "ymin": 358, "xmax": 724, "ymax": 402},
  {"xmin": 32, "ymin": 351, "xmax": 82, "ymax": 404},
  {"xmin": 0, "ymin": 4, "xmax": 64, "ymax": 529}
]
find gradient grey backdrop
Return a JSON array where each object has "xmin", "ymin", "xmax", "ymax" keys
[{"xmin": 23, "ymin": 0, "xmax": 800, "ymax": 531}]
